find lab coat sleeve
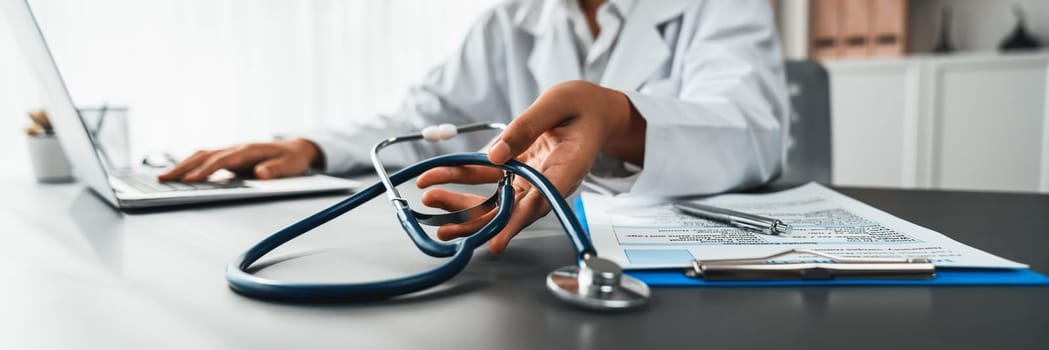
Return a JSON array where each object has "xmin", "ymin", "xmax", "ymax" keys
[
  {"xmin": 300, "ymin": 9, "xmax": 513, "ymax": 175},
  {"xmin": 620, "ymin": 0, "xmax": 790, "ymax": 197}
]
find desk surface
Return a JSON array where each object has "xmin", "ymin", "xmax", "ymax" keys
[{"xmin": 2, "ymin": 175, "xmax": 1047, "ymax": 350}]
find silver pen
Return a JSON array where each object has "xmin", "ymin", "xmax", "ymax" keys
[{"xmin": 672, "ymin": 202, "xmax": 792, "ymax": 235}]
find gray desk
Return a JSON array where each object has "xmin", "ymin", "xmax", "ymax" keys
[{"xmin": 2, "ymin": 175, "xmax": 1047, "ymax": 350}]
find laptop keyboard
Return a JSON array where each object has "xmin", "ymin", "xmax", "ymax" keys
[{"xmin": 116, "ymin": 174, "xmax": 248, "ymax": 193}]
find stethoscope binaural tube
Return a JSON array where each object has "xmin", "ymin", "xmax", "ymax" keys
[{"xmin": 225, "ymin": 153, "xmax": 598, "ymax": 302}]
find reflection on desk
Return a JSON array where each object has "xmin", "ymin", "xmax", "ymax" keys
[{"xmin": 0, "ymin": 175, "xmax": 1047, "ymax": 350}]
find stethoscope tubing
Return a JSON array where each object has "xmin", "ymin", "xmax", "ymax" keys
[{"xmin": 225, "ymin": 153, "xmax": 595, "ymax": 302}]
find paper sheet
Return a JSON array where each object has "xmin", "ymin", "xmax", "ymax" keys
[{"xmin": 582, "ymin": 183, "xmax": 1027, "ymax": 269}]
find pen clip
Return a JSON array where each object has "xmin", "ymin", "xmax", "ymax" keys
[{"xmin": 686, "ymin": 249, "xmax": 936, "ymax": 280}]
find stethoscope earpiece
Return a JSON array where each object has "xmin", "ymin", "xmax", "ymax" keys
[{"xmin": 546, "ymin": 256, "xmax": 651, "ymax": 310}]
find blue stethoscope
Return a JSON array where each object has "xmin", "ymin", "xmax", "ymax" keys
[{"xmin": 225, "ymin": 123, "xmax": 650, "ymax": 310}]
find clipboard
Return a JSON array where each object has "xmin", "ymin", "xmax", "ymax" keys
[{"xmin": 572, "ymin": 197, "xmax": 1049, "ymax": 287}]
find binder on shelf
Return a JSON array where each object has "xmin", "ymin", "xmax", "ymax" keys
[
  {"xmin": 870, "ymin": 0, "xmax": 908, "ymax": 57},
  {"xmin": 839, "ymin": 0, "xmax": 871, "ymax": 58},
  {"xmin": 809, "ymin": 0, "xmax": 840, "ymax": 59},
  {"xmin": 806, "ymin": 0, "xmax": 908, "ymax": 59}
]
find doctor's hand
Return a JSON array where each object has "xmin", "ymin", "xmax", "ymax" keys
[
  {"xmin": 157, "ymin": 138, "xmax": 323, "ymax": 182},
  {"xmin": 416, "ymin": 80, "xmax": 646, "ymax": 254}
]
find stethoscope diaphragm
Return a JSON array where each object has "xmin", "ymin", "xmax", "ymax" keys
[{"xmin": 546, "ymin": 256, "xmax": 650, "ymax": 310}]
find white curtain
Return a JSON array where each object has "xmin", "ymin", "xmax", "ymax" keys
[{"xmin": 0, "ymin": 0, "xmax": 498, "ymax": 161}]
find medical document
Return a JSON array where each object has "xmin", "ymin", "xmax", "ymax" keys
[{"xmin": 581, "ymin": 183, "xmax": 1026, "ymax": 269}]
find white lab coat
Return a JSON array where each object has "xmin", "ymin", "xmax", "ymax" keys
[{"xmin": 305, "ymin": 0, "xmax": 789, "ymax": 197}]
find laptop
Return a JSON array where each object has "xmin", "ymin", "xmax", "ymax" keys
[{"xmin": 3, "ymin": 0, "xmax": 360, "ymax": 209}]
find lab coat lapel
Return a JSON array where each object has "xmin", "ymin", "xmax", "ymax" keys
[
  {"xmin": 521, "ymin": 0, "xmax": 583, "ymax": 91},
  {"xmin": 600, "ymin": 0, "xmax": 690, "ymax": 91}
]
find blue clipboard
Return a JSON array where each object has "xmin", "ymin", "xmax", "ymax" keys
[{"xmin": 572, "ymin": 197, "xmax": 1049, "ymax": 287}]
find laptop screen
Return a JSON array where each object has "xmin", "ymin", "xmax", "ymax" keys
[{"xmin": 2, "ymin": 0, "xmax": 119, "ymax": 207}]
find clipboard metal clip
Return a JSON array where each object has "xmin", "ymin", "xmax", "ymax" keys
[{"xmin": 686, "ymin": 249, "xmax": 936, "ymax": 281}]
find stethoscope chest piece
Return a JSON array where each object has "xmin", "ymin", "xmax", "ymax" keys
[{"xmin": 546, "ymin": 256, "xmax": 650, "ymax": 310}]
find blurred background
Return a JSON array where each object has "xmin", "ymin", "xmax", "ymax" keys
[
  {"xmin": 776, "ymin": 0, "xmax": 1048, "ymax": 194},
  {"xmin": 1, "ymin": 0, "xmax": 497, "ymax": 175},
  {"xmin": 3, "ymin": 0, "xmax": 1048, "ymax": 192}
]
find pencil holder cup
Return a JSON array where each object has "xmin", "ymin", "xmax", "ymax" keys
[{"xmin": 26, "ymin": 133, "xmax": 73, "ymax": 183}]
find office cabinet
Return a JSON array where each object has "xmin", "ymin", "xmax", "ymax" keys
[{"xmin": 825, "ymin": 52, "xmax": 1049, "ymax": 193}]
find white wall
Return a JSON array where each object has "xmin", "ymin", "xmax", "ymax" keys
[
  {"xmin": 909, "ymin": 0, "xmax": 1049, "ymax": 53},
  {"xmin": 1, "ymin": 0, "xmax": 497, "ymax": 169}
]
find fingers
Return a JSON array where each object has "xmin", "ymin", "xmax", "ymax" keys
[
  {"xmin": 417, "ymin": 178, "xmax": 553, "ymax": 251},
  {"xmin": 416, "ymin": 165, "xmax": 504, "ymax": 188},
  {"xmin": 420, "ymin": 188, "xmax": 490, "ymax": 211},
  {"xmin": 420, "ymin": 188, "xmax": 496, "ymax": 240},
  {"xmin": 161, "ymin": 139, "xmax": 319, "ymax": 182},
  {"xmin": 182, "ymin": 149, "xmax": 244, "ymax": 182},
  {"xmin": 488, "ymin": 187, "xmax": 550, "ymax": 254},
  {"xmin": 158, "ymin": 150, "xmax": 215, "ymax": 181},
  {"xmin": 435, "ymin": 210, "xmax": 499, "ymax": 241},
  {"xmin": 488, "ymin": 91, "xmax": 577, "ymax": 165},
  {"xmin": 254, "ymin": 156, "xmax": 307, "ymax": 180},
  {"xmin": 420, "ymin": 180, "xmax": 553, "ymax": 255},
  {"xmin": 179, "ymin": 144, "xmax": 280, "ymax": 182}
]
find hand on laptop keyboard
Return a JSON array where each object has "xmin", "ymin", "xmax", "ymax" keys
[{"xmin": 157, "ymin": 139, "xmax": 324, "ymax": 182}]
